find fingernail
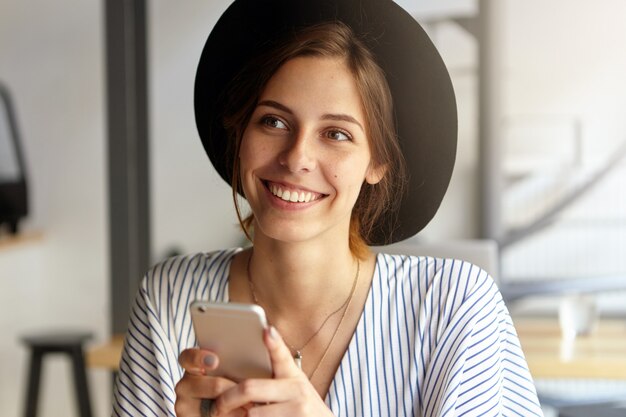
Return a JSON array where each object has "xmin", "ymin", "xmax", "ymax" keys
[
  {"xmin": 269, "ymin": 325, "xmax": 278, "ymax": 340},
  {"xmin": 203, "ymin": 354, "xmax": 216, "ymax": 367}
]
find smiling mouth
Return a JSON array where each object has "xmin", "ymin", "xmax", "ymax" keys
[{"xmin": 265, "ymin": 181, "xmax": 326, "ymax": 203}]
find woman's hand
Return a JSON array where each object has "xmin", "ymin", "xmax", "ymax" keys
[
  {"xmin": 175, "ymin": 348, "xmax": 246, "ymax": 417},
  {"xmin": 212, "ymin": 327, "xmax": 335, "ymax": 417}
]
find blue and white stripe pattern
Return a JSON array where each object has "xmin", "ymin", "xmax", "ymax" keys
[{"xmin": 112, "ymin": 249, "xmax": 543, "ymax": 416}]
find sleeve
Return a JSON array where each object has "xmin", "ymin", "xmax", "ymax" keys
[
  {"xmin": 422, "ymin": 264, "xmax": 544, "ymax": 417},
  {"xmin": 111, "ymin": 272, "xmax": 183, "ymax": 417}
]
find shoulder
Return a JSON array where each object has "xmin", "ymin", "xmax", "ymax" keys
[
  {"xmin": 139, "ymin": 248, "xmax": 241, "ymax": 306},
  {"xmin": 374, "ymin": 252, "xmax": 502, "ymax": 330},
  {"xmin": 375, "ymin": 252, "xmax": 494, "ymax": 299}
]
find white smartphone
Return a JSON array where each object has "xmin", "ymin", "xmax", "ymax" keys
[{"xmin": 189, "ymin": 301, "xmax": 272, "ymax": 381}]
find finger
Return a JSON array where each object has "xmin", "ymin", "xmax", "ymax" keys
[
  {"xmin": 174, "ymin": 397, "xmax": 246, "ymax": 417},
  {"xmin": 175, "ymin": 373, "xmax": 238, "ymax": 400},
  {"xmin": 264, "ymin": 326, "xmax": 302, "ymax": 378},
  {"xmin": 214, "ymin": 407, "xmax": 248, "ymax": 417},
  {"xmin": 174, "ymin": 396, "xmax": 201, "ymax": 417},
  {"xmin": 215, "ymin": 378, "xmax": 303, "ymax": 413},
  {"xmin": 212, "ymin": 403, "xmax": 248, "ymax": 417},
  {"xmin": 178, "ymin": 348, "xmax": 219, "ymax": 375},
  {"xmin": 247, "ymin": 401, "xmax": 302, "ymax": 417}
]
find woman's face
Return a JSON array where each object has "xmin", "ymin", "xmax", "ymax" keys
[{"xmin": 238, "ymin": 56, "xmax": 384, "ymax": 245}]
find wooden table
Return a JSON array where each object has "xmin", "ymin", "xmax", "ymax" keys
[
  {"xmin": 86, "ymin": 334, "xmax": 124, "ymax": 370},
  {"xmin": 514, "ymin": 317, "xmax": 626, "ymax": 379},
  {"xmin": 0, "ymin": 231, "xmax": 43, "ymax": 250},
  {"xmin": 87, "ymin": 318, "xmax": 626, "ymax": 380}
]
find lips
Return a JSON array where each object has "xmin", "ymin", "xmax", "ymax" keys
[{"xmin": 265, "ymin": 181, "xmax": 325, "ymax": 203}]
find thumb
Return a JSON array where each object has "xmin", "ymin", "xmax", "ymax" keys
[{"xmin": 264, "ymin": 326, "xmax": 302, "ymax": 379}]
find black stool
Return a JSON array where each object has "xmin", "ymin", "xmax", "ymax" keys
[{"xmin": 21, "ymin": 332, "xmax": 93, "ymax": 417}]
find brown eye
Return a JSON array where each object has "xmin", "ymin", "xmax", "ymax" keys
[
  {"xmin": 261, "ymin": 116, "xmax": 288, "ymax": 130},
  {"xmin": 326, "ymin": 129, "xmax": 351, "ymax": 141}
]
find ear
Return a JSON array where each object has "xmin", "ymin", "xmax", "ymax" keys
[{"xmin": 365, "ymin": 163, "xmax": 387, "ymax": 185}]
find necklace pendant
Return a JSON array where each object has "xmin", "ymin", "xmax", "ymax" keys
[{"xmin": 294, "ymin": 351, "xmax": 302, "ymax": 369}]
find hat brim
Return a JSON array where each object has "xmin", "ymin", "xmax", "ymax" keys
[{"xmin": 194, "ymin": 0, "xmax": 457, "ymax": 245}]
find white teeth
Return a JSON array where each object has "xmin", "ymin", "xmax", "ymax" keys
[{"xmin": 269, "ymin": 183, "xmax": 317, "ymax": 203}]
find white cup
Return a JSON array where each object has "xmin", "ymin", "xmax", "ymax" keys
[{"xmin": 558, "ymin": 293, "xmax": 598, "ymax": 340}]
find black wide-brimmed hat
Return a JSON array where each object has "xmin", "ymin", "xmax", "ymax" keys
[{"xmin": 194, "ymin": 0, "xmax": 457, "ymax": 245}]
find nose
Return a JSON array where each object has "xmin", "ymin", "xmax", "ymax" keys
[{"xmin": 278, "ymin": 131, "xmax": 317, "ymax": 173}]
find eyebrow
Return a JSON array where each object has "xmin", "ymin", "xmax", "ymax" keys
[{"xmin": 257, "ymin": 100, "xmax": 364, "ymax": 132}]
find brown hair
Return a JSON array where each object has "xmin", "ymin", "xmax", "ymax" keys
[{"xmin": 222, "ymin": 22, "xmax": 407, "ymax": 258}]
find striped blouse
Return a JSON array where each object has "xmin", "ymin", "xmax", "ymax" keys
[{"xmin": 112, "ymin": 248, "xmax": 543, "ymax": 417}]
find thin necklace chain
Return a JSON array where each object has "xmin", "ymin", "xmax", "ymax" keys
[
  {"xmin": 307, "ymin": 264, "xmax": 358, "ymax": 381},
  {"xmin": 246, "ymin": 250, "xmax": 359, "ymax": 377}
]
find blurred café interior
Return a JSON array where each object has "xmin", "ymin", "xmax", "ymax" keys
[{"xmin": 1, "ymin": 0, "xmax": 625, "ymax": 416}]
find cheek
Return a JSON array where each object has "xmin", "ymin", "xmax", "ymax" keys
[
  {"xmin": 239, "ymin": 134, "xmax": 262, "ymax": 165},
  {"xmin": 329, "ymin": 151, "xmax": 371, "ymax": 180},
  {"xmin": 239, "ymin": 138, "xmax": 276, "ymax": 180},
  {"xmin": 238, "ymin": 133, "xmax": 253, "ymax": 162},
  {"xmin": 326, "ymin": 158, "xmax": 369, "ymax": 193}
]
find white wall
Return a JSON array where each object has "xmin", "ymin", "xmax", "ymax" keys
[
  {"xmin": 0, "ymin": 1, "xmax": 109, "ymax": 416},
  {"xmin": 419, "ymin": 19, "xmax": 481, "ymax": 240},
  {"xmin": 149, "ymin": 0, "xmax": 245, "ymax": 260},
  {"xmin": 504, "ymin": 0, "xmax": 626, "ymax": 149},
  {"xmin": 500, "ymin": 0, "xmax": 626, "ymax": 314}
]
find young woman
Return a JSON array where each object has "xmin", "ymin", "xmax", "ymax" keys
[{"xmin": 113, "ymin": 1, "xmax": 542, "ymax": 416}]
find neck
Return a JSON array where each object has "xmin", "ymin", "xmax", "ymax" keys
[{"xmin": 247, "ymin": 235, "xmax": 360, "ymax": 317}]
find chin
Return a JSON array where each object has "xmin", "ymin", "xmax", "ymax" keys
[
  {"xmin": 256, "ymin": 222, "xmax": 315, "ymax": 244},
  {"xmin": 254, "ymin": 215, "xmax": 349, "ymax": 246}
]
